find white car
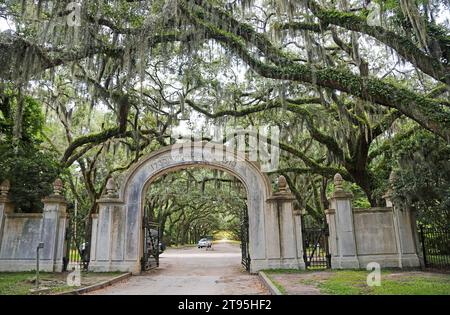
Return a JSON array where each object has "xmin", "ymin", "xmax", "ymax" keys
[{"xmin": 197, "ymin": 238, "xmax": 212, "ymax": 248}]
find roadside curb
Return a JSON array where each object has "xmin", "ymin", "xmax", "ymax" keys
[
  {"xmin": 57, "ymin": 272, "xmax": 132, "ymax": 295},
  {"xmin": 258, "ymin": 271, "xmax": 282, "ymax": 295}
]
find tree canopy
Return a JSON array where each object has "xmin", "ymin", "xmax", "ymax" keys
[{"xmin": 0, "ymin": 0, "xmax": 449, "ymax": 227}]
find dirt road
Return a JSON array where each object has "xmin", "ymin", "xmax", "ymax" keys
[{"xmin": 89, "ymin": 242, "xmax": 268, "ymax": 295}]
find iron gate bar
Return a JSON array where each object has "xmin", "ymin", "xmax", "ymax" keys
[
  {"xmin": 301, "ymin": 217, "xmax": 331, "ymax": 269},
  {"xmin": 241, "ymin": 206, "xmax": 250, "ymax": 271},
  {"xmin": 419, "ymin": 224, "xmax": 450, "ymax": 269},
  {"xmin": 307, "ymin": 231, "xmax": 322, "ymax": 262},
  {"xmin": 141, "ymin": 218, "xmax": 160, "ymax": 271},
  {"xmin": 63, "ymin": 214, "xmax": 90, "ymax": 271}
]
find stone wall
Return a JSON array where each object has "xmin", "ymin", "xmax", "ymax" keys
[
  {"xmin": 0, "ymin": 179, "xmax": 67, "ymax": 272},
  {"xmin": 326, "ymin": 174, "xmax": 421, "ymax": 269}
]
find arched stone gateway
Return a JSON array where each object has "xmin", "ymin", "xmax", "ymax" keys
[{"xmin": 88, "ymin": 142, "xmax": 306, "ymax": 274}]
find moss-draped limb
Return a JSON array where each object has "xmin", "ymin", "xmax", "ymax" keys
[
  {"xmin": 65, "ymin": 143, "xmax": 99, "ymax": 167},
  {"xmin": 185, "ymin": 97, "xmax": 320, "ymax": 118},
  {"xmin": 187, "ymin": 96, "xmax": 399, "ymax": 191},
  {"xmin": 186, "ymin": 98, "xmax": 348, "ymax": 161},
  {"xmin": 330, "ymin": 95, "xmax": 367, "ymax": 127},
  {"xmin": 344, "ymin": 110, "xmax": 400, "ymax": 206},
  {"xmin": 189, "ymin": 0, "xmax": 294, "ymax": 67},
  {"xmin": 268, "ymin": 167, "xmax": 351, "ymax": 181},
  {"xmin": 61, "ymin": 127, "xmax": 160, "ymax": 166},
  {"xmin": 368, "ymin": 126, "xmax": 419, "ymax": 162},
  {"xmin": 273, "ymin": 21, "xmax": 324, "ymax": 33},
  {"xmin": 304, "ymin": 0, "xmax": 449, "ymax": 85},
  {"xmin": 180, "ymin": 1, "xmax": 450, "ymax": 140},
  {"xmin": 370, "ymin": 110, "xmax": 402, "ymax": 140},
  {"xmin": 0, "ymin": 31, "xmax": 192, "ymax": 80},
  {"xmin": 343, "ymin": 109, "xmax": 400, "ymax": 180},
  {"xmin": 250, "ymin": 61, "xmax": 450, "ymax": 140},
  {"xmin": 61, "ymin": 127, "xmax": 121, "ymax": 164},
  {"xmin": 271, "ymin": 139, "xmax": 350, "ymax": 182},
  {"xmin": 187, "ymin": 88, "xmax": 393, "ymax": 205},
  {"xmin": 427, "ymin": 84, "xmax": 450, "ymax": 98},
  {"xmin": 330, "ymin": 28, "xmax": 369, "ymax": 76},
  {"xmin": 282, "ymin": 173, "xmax": 323, "ymax": 222},
  {"xmin": 187, "ymin": 95, "xmax": 396, "ymax": 171}
]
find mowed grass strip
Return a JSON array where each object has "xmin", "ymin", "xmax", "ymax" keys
[
  {"xmin": 0, "ymin": 271, "xmax": 123, "ymax": 295},
  {"xmin": 264, "ymin": 269, "xmax": 450, "ymax": 295}
]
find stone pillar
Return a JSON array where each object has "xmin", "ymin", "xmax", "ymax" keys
[
  {"xmin": 408, "ymin": 208, "xmax": 423, "ymax": 267},
  {"xmin": 89, "ymin": 178, "xmax": 128, "ymax": 272},
  {"xmin": 383, "ymin": 175, "xmax": 421, "ymax": 268},
  {"xmin": 0, "ymin": 180, "xmax": 14, "ymax": 250},
  {"xmin": 41, "ymin": 179, "xmax": 68, "ymax": 272},
  {"xmin": 90, "ymin": 213, "xmax": 99, "ymax": 262},
  {"xmin": 293, "ymin": 208, "xmax": 305, "ymax": 266},
  {"xmin": 326, "ymin": 174, "xmax": 359, "ymax": 269},
  {"xmin": 266, "ymin": 176, "xmax": 305, "ymax": 269}
]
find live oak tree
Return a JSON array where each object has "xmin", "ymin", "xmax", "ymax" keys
[{"xmin": 0, "ymin": 0, "xmax": 449, "ymax": 218}]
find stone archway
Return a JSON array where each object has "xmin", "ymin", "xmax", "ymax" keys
[{"xmin": 88, "ymin": 142, "xmax": 305, "ymax": 274}]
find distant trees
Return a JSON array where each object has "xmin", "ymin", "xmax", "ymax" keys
[{"xmin": 145, "ymin": 168, "xmax": 246, "ymax": 245}]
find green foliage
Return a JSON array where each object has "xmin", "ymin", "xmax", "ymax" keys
[
  {"xmin": 0, "ymin": 92, "xmax": 61, "ymax": 212},
  {"xmin": 327, "ymin": 181, "xmax": 371, "ymax": 208},
  {"xmin": 0, "ymin": 91, "xmax": 44, "ymax": 143},
  {"xmin": 349, "ymin": 183, "xmax": 371, "ymax": 208},
  {"xmin": 388, "ymin": 130, "xmax": 450, "ymax": 227},
  {"xmin": 0, "ymin": 141, "xmax": 61, "ymax": 213}
]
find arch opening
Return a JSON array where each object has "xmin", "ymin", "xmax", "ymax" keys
[{"xmin": 140, "ymin": 166, "xmax": 250, "ymax": 272}]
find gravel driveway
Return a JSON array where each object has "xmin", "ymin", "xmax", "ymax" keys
[{"xmin": 88, "ymin": 242, "xmax": 268, "ymax": 295}]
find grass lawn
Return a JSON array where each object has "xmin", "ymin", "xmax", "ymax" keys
[
  {"xmin": 0, "ymin": 271, "xmax": 124, "ymax": 295},
  {"xmin": 264, "ymin": 269, "xmax": 450, "ymax": 295}
]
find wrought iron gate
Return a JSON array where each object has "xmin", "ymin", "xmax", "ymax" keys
[
  {"xmin": 141, "ymin": 218, "xmax": 160, "ymax": 271},
  {"xmin": 419, "ymin": 225, "xmax": 450, "ymax": 269},
  {"xmin": 301, "ymin": 217, "xmax": 331, "ymax": 269},
  {"xmin": 63, "ymin": 214, "xmax": 90, "ymax": 271},
  {"xmin": 241, "ymin": 206, "xmax": 251, "ymax": 271}
]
